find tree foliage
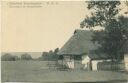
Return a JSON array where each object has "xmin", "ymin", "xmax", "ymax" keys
[
  {"xmin": 1, "ymin": 53, "xmax": 20, "ymax": 61},
  {"xmin": 21, "ymin": 53, "xmax": 32, "ymax": 60},
  {"xmin": 80, "ymin": 1, "xmax": 121, "ymax": 28},
  {"xmin": 80, "ymin": 1, "xmax": 128, "ymax": 61},
  {"xmin": 40, "ymin": 48, "xmax": 59, "ymax": 61}
]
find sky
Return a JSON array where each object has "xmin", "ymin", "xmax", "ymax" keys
[
  {"xmin": 1, "ymin": 1, "xmax": 127, "ymax": 58},
  {"xmin": 1, "ymin": 1, "xmax": 87, "ymax": 53}
]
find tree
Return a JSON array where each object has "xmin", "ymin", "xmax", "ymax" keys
[
  {"xmin": 125, "ymin": 1, "xmax": 128, "ymax": 6},
  {"xmin": 1, "ymin": 53, "xmax": 19, "ymax": 61},
  {"xmin": 21, "ymin": 53, "xmax": 32, "ymax": 60},
  {"xmin": 53, "ymin": 48, "xmax": 59, "ymax": 60},
  {"xmin": 13, "ymin": 55, "xmax": 20, "ymax": 61},
  {"xmin": 40, "ymin": 48, "xmax": 59, "ymax": 61},
  {"xmin": 124, "ymin": 1, "xmax": 128, "ymax": 14},
  {"xmin": 41, "ymin": 52, "xmax": 50, "ymax": 60},
  {"xmin": 80, "ymin": 1, "xmax": 128, "ymax": 61},
  {"xmin": 80, "ymin": 1, "xmax": 121, "ymax": 28},
  {"xmin": 54, "ymin": 48, "xmax": 59, "ymax": 54}
]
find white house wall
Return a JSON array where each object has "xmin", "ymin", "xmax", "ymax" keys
[
  {"xmin": 82, "ymin": 55, "xmax": 90, "ymax": 64},
  {"xmin": 82, "ymin": 55, "xmax": 90, "ymax": 69},
  {"xmin": 92, "ymin": 60, "xmax": 103, "ymax": 71},
  {"xmin": 124, "ymin": 54, "xmax": 128, "ymax": 71}
]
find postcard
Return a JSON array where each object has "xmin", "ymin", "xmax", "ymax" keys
[{"xmin": 1, "ymin": 0, "xmax": 128, "ymax": 82}]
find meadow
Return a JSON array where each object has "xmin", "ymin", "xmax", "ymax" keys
[{"xmin": 1, "ymin": 61, "xmax": 128, "ymax": 82}]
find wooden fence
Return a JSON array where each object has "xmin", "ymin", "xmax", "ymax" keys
[{"xmin": 97, "ymin": 61, "xmax": 125, "ymax": 71}]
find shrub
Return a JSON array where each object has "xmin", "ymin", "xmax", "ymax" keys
[
  {"xmin": 1, "ymin": 53, "xmax": 19, "ymax": 61},
  {"xmin": 20, "ymin": 53, "xmax": 32, "ymax": 60}
]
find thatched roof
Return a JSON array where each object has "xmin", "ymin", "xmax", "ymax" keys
[{"xmin": 57, "ymin": 29, "xmax": 98, "ymax": 56}]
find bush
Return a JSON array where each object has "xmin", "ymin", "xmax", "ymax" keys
[
  {"xmin": 40, "ymin": 48, "xmax": 60, "ymax": 61},
  {"xmin": 21, "ymin": 53, "xmax": 32, "ymax": 60},
  {"xmin": 1, "ymin": 53, "xmax": 19, "ymax": 61}
]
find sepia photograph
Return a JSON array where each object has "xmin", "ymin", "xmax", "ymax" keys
[{"xmin": 1, "ymin": 0, "xmax": 128, "ymax": 83}]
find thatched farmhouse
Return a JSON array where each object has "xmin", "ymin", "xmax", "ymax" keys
[
  {"xmin": 57, "ymin": 29, "xmax": 127, "ymax": 71},
  {"xmin": 57, "ymin": 29, "xmax": 98, "ymax": 69}
]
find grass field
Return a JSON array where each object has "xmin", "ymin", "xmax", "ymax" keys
[{"xmin": 1, "ymin": 61, "xmax": 128, "ymax": 82}]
